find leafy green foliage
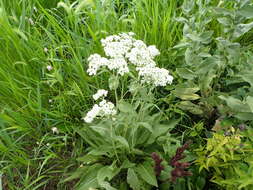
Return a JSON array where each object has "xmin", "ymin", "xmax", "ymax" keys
[{"xmin": 195, "ymin": 128, "xmax": 253, "ymax": 190}]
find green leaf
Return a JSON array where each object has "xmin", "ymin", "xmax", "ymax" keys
[
  {"xmin": 238, "ymin": 5, "xmax": 253, "ymax": 18},
  {"xmin": 151, "ymin": 119, "xmax": 179, "ymax": 140},
  {"xmin": 76, "ymin": 164, "xmax": 103, "ymax": 190},
  {"xmin": 235, "ymin": 113, "xmax": 253, "ymax": 121},
  {"xmin": 173, "ymin": 86, "xmax": 200, "ymax": 100},
  {"xmin": 219, "ymin": 96, "xmax": 251, "ymax": 112},
  {"xmin": 217, "ymin": 17, "xmax": 231, "ymax": 26},
  {"xmin": 127, "ymin": 168, "xmax": 141, "ymax": 190},
  {"xmin": 109, "ymin": 75, "xmax": 119, "ymax": 90},
  {"xmin": 233, "ymin": 22, "xmax": 253, "ymax": 39},
  {"xmin": 114, "ymin": 136, "xmax": 129, "ymax": 149},
  {"xmin": 177, "ymin": 101, "xmax": 203, "ymax": 115},
  {"xmin": 240, "ymin": 73, "xmax": 253, "ymax": 86},
  {"xmin": 176, "ymin": 68, "xmax": 196, "ymax": 80},
  {"xmin": 97, "ymin": 166, "xmax": 117, "ymax": 190},
  {"xmin": 182, "ymin": 0, "xmax": 195, "ymax": 14},
  {"xmin": 118, "ymin": 100, "xmax": 134, "ymax": 113},
  {"xmin": 77, "ymin": 154, "xmax": 100, "ymax": 163},
  {"xmin": 246, "ymin": 96, "xmax": 253, "ymax": 112},
  {"xmin": 135, "ymin": 162, "xmax": 158, "ymax": 187},
  {"xmin": 137, "ymin": 122, "xmax": 153, "ymax": 132}
]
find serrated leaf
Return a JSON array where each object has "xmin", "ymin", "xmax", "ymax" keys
[
  {"xmin": 127, "ymin": 168, "xmax": 141, "ymax": 190},
  {"xmin": 135, "ymin": 162, "xmax": 158, "ymax": 187},
  {"xmin": 97, "ymin": 166, "xmax": 117, "ymax": 190}
]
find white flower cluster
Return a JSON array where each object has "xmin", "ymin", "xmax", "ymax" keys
[
  {"xmin": 137, "ymin": 67, "xmax": 174, "ymax": 86},
  {"xmin": 83, "ymin": 89, "xmax": 116, "ymax": 123},
  {"xmin": 87, "ymin": 32, "xmax": 173, "ymax": 87},
  {"xmin": 92, "ymin": 89, "xmax": 108, "ymax": 100}
]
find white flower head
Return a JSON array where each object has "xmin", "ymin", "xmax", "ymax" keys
[
  {"xmin": 46, "ymin": 65, "xmax": 53, "ymax": 71},
  {"xmin": 51, "ymin": 127, "xmax": 59, "ymax": 134},
  {"xmin": 44, "ymin": 47, "xmax": 48, "ymax": 53},
  {"xmin": 137, "ymin": 67, "xmax": 173, "ymax": 87},
  {"xmin": 148, "ymin": 45, "xmax": 160, "ymax": 58},
  {"xmin": 83, "ymin": 100, "xmax": 117, "ymax": 123},
  {"xmin": 28, "ymin": 18, "xmax": 34, "ymax": 25},
  {"xmin": 87, "ymin": 32, "xmax": 173, "ymax": 86},
  {"xmin": 87, "ymin": 54, "xmax": 110, "ymax": 75},
  {"xmin": 93, "ymin": 89, "xmax": 108, "ymax": 100}
]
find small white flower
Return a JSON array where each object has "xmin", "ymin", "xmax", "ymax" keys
[
  {"xmin": 46, "ymin": 143, "xmax": 50, "ymax": 146},
  {"xmin": 93, "ymin": 89, "xmax": 108, "ymax": 100},
  {"xmin": 49, "ymin": 99, "xmax": 53, "ymax": 103},
  {"xmin": 148, "ymin": 45, "xmax": 160, "ymax": 58},
  {"xmin": 51, "ymin": 127, "xmax": 59, "ymax": 134},
  {"xmin": 28, "ymin": 18, "xmax": 34, "ymax": 25},
  {"xmin": 33, "ymin": 6, "xmax": 38, "ymax": 12},
  {"xmin": 46, "ymin": 65, "xmax": 53, "ymax": 71},
  {"xmin": 137, "ymin": 67, "xmax": 173, "ymax": 86},
  {"xmin": 83, "ymin": 100, "xmax": 117, "ymax": 123},
  {"xmin": 44, "ymin": 47, "xmax": 48, "ymax": 53}
]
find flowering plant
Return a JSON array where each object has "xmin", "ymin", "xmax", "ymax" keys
[{"xmin": 66, "ymin": 33, "xmax": 192, "ymax": 189}]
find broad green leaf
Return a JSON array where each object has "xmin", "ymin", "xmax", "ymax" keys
[
  {"xmin": 76, "ymin": 164, "xmax": 103, "ymax": 190},
  {"xmin": 77, "ymin": 154, "xmax": 100, "ymax": 163},
  {"xmin": 235, "ymin": 113, "xmax": 253, "ymax": 121},
  {"xmin": 62, "ymin": 166, "xmax": 87, "ymax": 183},
  {"xmin": 121, "ymin": 159, "xmax": 136, "ymax": 169},
  {"xmin": 109, "ymin": 75, "xmax": 119, "ymax": 90},
  {"xmin": 199, "ymin": 31, "xmax": 213, "ymax": 44},
  {"xmin": 240, "ymin": 74, "xmax": 253, "ymax": 86},
  {"xmin": 238, "ymin": 5, "xmax": 253, "ymax": 18},
  {"xmin": 151, "ymin": 119, "xmax": 179, "ymax": 140},
  {"xmin": 176, "ymin": 68, "xmax": 196, "ymax": 80},
  {"xmin": 246, "ymin": 96, "xmax": 253, "ymax": 112},
  {"xmin": 233, "ymin": 22, "xmax": 253, "ymax": 39},
  {"xmin": 217, "ymin": 17, "xmax": 231, "ymax": 26},
  {"xmin": 182, "ymin": 0, "xmax": 195, "ymax": 14},
  {"xmin": 97, "ymin": 166, "xmax": 117, "ymax": 190},
  {"xmin": 114, "ymin": 136, "xmax": 129, "ymax": 149},
  {"xmin": 219, "ymin": 96, "xmax": 251, "ymax": 112},
  {"xmin": 177, "ymin": 101, "xmax": 203, "ymax": 115},
  {"xmin": 118, "ymin": 100, "xmax": 134, "ymax": 113},
  {"xmin": 173, "ymin": 87, "xmax": 200, "ymax": 100},
  {"xmin": 137, "ymin": 122, "xmax": 153, "ymax": 132},
  {"xmin": 127, "ymin": 168, "xmax": 141, "ymax": 190},
  {"xmin": 135, "ymin": 162, "xmax": 158, "ymax": 187}
]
